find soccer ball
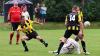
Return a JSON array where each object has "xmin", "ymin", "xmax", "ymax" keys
[{"xmin": 84, "ymin": 21, "xmax": 91, "ymax": 27}]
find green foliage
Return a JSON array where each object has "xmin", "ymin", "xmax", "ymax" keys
[
  {"xmin": 44, "ymin": 0, "xmax": 100, "ymax": 21},
  {"xmin": 83, "ymin": 2, "xmax": 97, "ymax": 21},
  {"xmin": 44, "ymin": 0, "xmax": 72, "ymax": 21}
]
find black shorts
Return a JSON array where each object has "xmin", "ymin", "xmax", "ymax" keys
[
  {"xmin": 26, "ymin": 31, "xmax": 38, "ymax": 40},
  {"xmin": 64, "ymin": 30, "xmax": 79, "ymax": 39},
  {"xmin": 11, "ymin": 22, "xmax": 20, "ymax": 31},
  {"xmin": 35, "ymin": 13, "xmax": 40, "ymax": 18}
]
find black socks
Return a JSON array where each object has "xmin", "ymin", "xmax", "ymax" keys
[
  {"xmin": 22, "ymin": 41, "xmax": 28, "ymax": 51},
  {"xmin": 57, "ymin": 42, "xmax": 64, "ymax": 54},
  {"xmin": 81, "ymin": 41, "xmax": 86, "ymax": 52},
  {"xmin": 40, "ymin": 39, "xmax": 46, "ymax": 44}
]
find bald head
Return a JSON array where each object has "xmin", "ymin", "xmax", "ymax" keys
[{"xmin": 13, "ymin": 1, "xmax": 18, "ymax": 7}]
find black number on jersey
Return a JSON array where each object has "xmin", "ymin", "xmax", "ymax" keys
[{"xmin": 69, "ymin": 15, "xmax": 75, "ymax": 21}]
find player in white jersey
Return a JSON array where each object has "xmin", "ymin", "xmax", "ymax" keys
[
  {"xmin": 21, "ymin": 4, "xmax": 30, "ymax": 20},
  {"xmin": 49, "ymin": 38, "xmax": 81, "ymax": 54}
]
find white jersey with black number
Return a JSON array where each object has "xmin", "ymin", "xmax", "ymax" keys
[{"xmin": 60, "ymin": 38, "xmax": 80, "ymax": 54}]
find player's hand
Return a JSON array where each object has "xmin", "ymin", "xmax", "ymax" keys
[
  {"xmin": 7, "ymin": 19, "xmax": 10, "ymax": 22},
  {"xmin": 78, "ymin": 31, "xmax": 83, "ymax": 38}
]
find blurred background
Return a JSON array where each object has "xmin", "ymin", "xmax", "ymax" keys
[{"xmin": 0, "ymin": 0, "xmax": 100, "ymax": 22}]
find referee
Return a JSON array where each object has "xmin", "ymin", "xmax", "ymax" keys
[{"xmin": 8, "ymin": 2, "xmax": 21, "ymax": 45}]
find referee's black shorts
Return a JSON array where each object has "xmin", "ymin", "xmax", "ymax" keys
[
  {"xmin": 11, "ymin": 22, "xmax": 20, "ymax": 31},
  {"xmin": 64, "ymin": 30, "xmax": 80, "ymax": 39}
]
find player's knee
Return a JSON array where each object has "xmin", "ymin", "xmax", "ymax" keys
[
  {"xmin": 36, "ymin": 36, "xmax": 42, "ymax": 40},
  {"xmin": 21, "ymin": 36, "xmax": 25, "ymax": 41},
  {"xmin": 59, "ymin": 37, "xmax": 62, "ymax": 41},
  {"xmin": 59, "ymin": 37, "xmax": 65, "ymax": 42},
  {"xmin": 78, "ymin": 34, "xmax": 84, "ymax": 40},
  {"xmin": 79, "ymin": 36, "xmax": 83, "ymax": 40},
  {"xmin": 11, "ymin": 31, "xmax": 14, "ymax": 34},
  {"xmin": 16, "ymin": 31, "xmax": 20, "ymax": 34}
]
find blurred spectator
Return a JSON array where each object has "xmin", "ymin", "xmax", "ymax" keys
[
  {"xmin": 40, "ymin": 4, "xmax": 47, "ymax": 24},
  {"xmin": 8, "ymin": 1, "xmax": 21, "ymax": 45},
  {"xmin": 34, "ymin": 3, "xmax": 41, "ymax": 23}
]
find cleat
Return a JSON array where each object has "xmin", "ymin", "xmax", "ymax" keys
[
  {"xmin": 9, "ymin": 41, "xmax": 12, "ymax": 45},
  {"xmin": 54, "ymin": 52, "xmax": 59, "ymax": 56},
  {"xmin": 16, "ymin": 43, "xmax": 19, "ymax": 45},
  {"xmin": 24, "ymin": 47, "xmax": 29, "ymax": 52},
  {"xmin": 24, "ymin": 49, "xmax": 29, "ymax": 52},
  {"xmin": 49, "ymin": 50, "xmax": 57, "ymax": 54},
  {"xmin": 84, "ymin": 52, "xmax": 90, "ymax": 55},
  {"xmin": 45, "ymin": 42, "xmax": 48, "ymax": 47}
]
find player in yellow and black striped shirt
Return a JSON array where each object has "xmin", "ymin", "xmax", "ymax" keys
[
  {"xmin": 56, "ymin": 6, "xmax": 89, "ymax": 55},
  {"xmin": 17, "ymin": 17, "xmax": 48, "ymax": 52}
]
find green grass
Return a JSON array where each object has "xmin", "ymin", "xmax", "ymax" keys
[
  {"xmin": 0, "ymin": 29, "xmax": 100, "ymax": 56},
  {"xmin": 0, "ymin": 16, "xmax": 4, "ymax": 23},
  {"xmin": 0, "ymin": 16, "xmax": 100, "ymax": 30}
]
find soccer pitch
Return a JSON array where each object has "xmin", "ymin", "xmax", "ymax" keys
[{"xmin": 0, "ymin": 29, "xmax": 100, "ymax": 56}]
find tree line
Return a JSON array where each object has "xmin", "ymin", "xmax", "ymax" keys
[{"xmin": 1, "ymin": 0, "xmax": 100, "ymax": 21}]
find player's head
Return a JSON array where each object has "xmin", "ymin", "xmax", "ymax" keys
[
  {"xmin": 72, "ymin": 5, "xmax": 80, "ymax": 13},
  {"xmin": 22, "ymin": 4, "xmax": 27, "ymax": 12},
  {"xmin": 13, "ymin": 1, "xmax": 18, "ymax": 7},
  {"xmin": 21, "ymin": 16, "xmax": 25, "ymax": 24},
  {"xmin": 72, "ymin": 5, "xmax": 77, "ymax": 13},
  {"xmin": 72, "ymin": 5, "xmax": 79, "ymax": 13},
  {"xmin": 76, "ymin": 6, "xmax": 80, "ymax": 12}
]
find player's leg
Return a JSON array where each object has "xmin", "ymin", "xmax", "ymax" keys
[
  {"xmin": 31, "ymin": 30, "xmax": 48, "ymax": 47},
  {"xmin": 36, "ymin": 36, "xmax": 48, "ymax": 47},
  {"xmin": 56, "ymin": 30, "xmax": 72, "ymax": 55},
  {"xmin": 15, "ymin": 22, "xmax": 20, "ymax": 45},
  {"xmin": 79, "ymin": 36, "xmax": 90, "ymax": 54},
  {"xmin": 9, "ymin": 22, "xmax": 15, "ymax": 44},
  {"xmin": 16, "ymin": 31, "xmax": 20, "ymax": 45},
  {"xmin": 60, "ymin": 46, "xmax": 69, "ymax": 54},
  {"xmin": 9, "ymin": 31, "xmax": 14, "ymax": 44},
  {"xmin": 21, "ymin": 36, "xmax": 29, "ymax": 52},
  {"xmin": 74, "ymin": 41, "xmax": 81, "ymax": 54},
  {"xmin": 74, "ymin": 30, "xmax": 89, "ymax": 54}
]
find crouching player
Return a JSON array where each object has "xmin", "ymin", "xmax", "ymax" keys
[
  {"xmin": 17, "ymin": 17, "xmax": 48, "ymax": 52},
  {"xmin": 49, "ymin": 38, "xmax": 81, "ymax": 54}
]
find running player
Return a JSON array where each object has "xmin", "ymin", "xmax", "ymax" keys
[{"xmin": 17, "ymin": 16, "xmax": 48, "ymax": 52}]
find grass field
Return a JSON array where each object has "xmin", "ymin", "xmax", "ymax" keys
[{"xmin": 0, "ymin": 29, "xmax": 100, "ymax": 56}]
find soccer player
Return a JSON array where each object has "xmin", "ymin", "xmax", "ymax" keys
[
  {"xmin": 56, "ymin": 6, "xmax": 89, "ymax": 55},
  {"xmin": 49, "ymin": 38, "xmax": 81, "ymax": 54},
  {"xmin": 17, "ymin": 17, "xmax": 48, "ymax": 52},
  {"xmin": 73, "ymin": 6, "xmax": 90, "ymax": 54},
  {"xmin": 72, "ymin": 5, "xmax": 84, "ymax": 42},
  {"xmin": 8, "ymin": 2, "xmax": 21, "ymax": 45},
  {"xmin": 21, "ymin": 4, "xmax": 30, "ymax": 20}
]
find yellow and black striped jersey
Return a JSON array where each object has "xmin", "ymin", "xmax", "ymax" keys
[
  {"xmin": 65, "ymin": 12, "xmax": 82, "ymax": 30},
  {"xmin": 17, "ymin": 20, "xmax": 34, "ymax": 34},
  {"xmin": 78, "ymin": 11, "xmax": 83, "ymax": 21}
]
